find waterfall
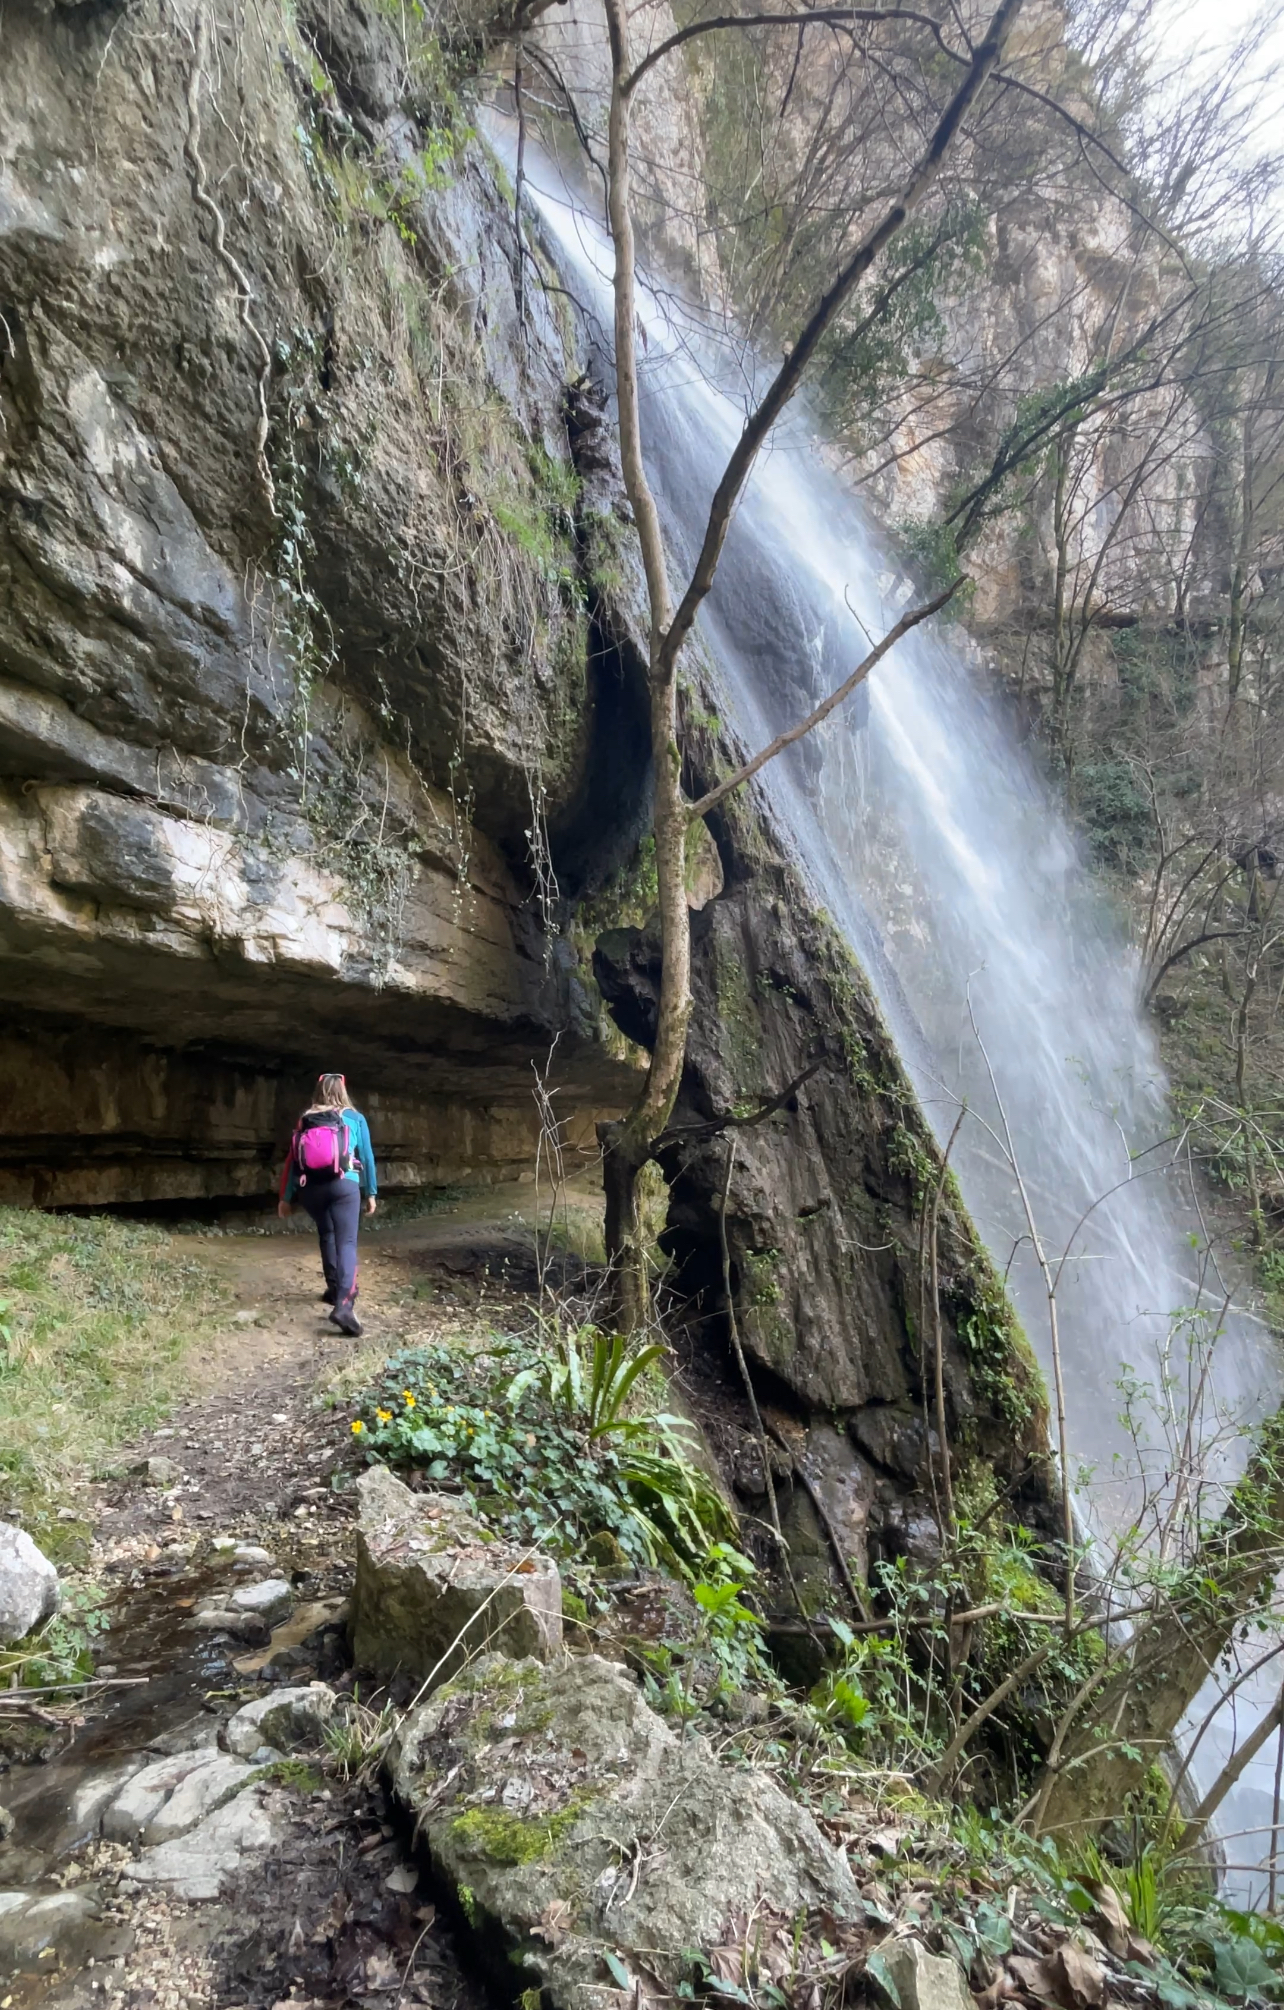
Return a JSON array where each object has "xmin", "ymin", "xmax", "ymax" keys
[{"xmin": 495, "ymin": 119, "xmax": 1284, "ymax": 1889}]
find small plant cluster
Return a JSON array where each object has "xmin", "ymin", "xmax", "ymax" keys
[
  {"xmin": 0, "ymin": 1579, "xmax": 108, "ymax": 1691},
  {"xmin": 352, "ymin": 1325, "xmax": 736, "ymax": 1579}
]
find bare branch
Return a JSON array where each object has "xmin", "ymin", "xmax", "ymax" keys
[
  {"xmin": 658, "ymin": 0, "xmax": 1027, "ymax": 676},
  {"xmin": 687, "ymin": 581, "xmax": 962, "ymax": 821},
  {"xmin": 623, "ymin": 7, "xmax": 965, "ymax": 96}
]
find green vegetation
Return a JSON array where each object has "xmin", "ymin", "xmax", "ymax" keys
[
  {"xmin": 0, "ymin": 1207, "xmax": 222, "ymax": 1535},
  {"xmin": 0, "ymin": 1576, "xmax": 109, "ymax": 1690},
  {"xmin": 450, "ymin": 1798, "xmax": 587, "ymax": 1865},
  {"xmin": 352, "ymin": 1324, "xmax": 736, "ymax": 1577}
]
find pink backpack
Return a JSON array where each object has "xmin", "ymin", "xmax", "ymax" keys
[{"xmin": 293, "ymin": 1112, "xmax": 353, "ymax": 1185}]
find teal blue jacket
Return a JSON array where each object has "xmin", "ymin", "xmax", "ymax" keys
[{"xmin": 281, "ymin": 1106, "xmax": 378, "ymax": 1203}]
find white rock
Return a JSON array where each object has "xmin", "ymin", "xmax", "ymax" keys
[
  {"xmin": 143, "ymin": 1755, "xmax": 255, "ymax": 1845},
  {"xmin": 191, "ymin": 1604, "xmax": 266, "ymax": 1639},
  {"xmin": 66, "ymin": 1758, "xmax": 149, "ymax": 1841},
  {"xmin": 0, "ymin": 1885, "xmax": 103, "ymax": 1966},
  {"xmin": 123, "ymin": 1791, "xmax": 283, "ymax": 1901},
  {"xmin": 223, "ymin": 1684, "xmax": 335, "ymax": 1759},
  {"xmin": 229, "ymin": 1577, "xmax": 293, "ymax": 1623},
  {"xmin": 101, "ymin": 1751, "xmax": 251, "ymax": 1846},
  {"xmin": 0, "ymin": 1521, "xmax": 59, "ymax": 1644}
]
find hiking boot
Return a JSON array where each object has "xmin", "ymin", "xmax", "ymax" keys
[
  {"xmin": 330, "ymin": 1305, "xmax": 363, "ymax": 1337},
  {"xmin": 320, "ymin": 1286, "xmax": 337, "ymax": 1305}
]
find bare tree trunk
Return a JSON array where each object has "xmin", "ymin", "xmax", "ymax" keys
[
  {"xmin": 598, "ymin": 0, "xmax": 690, "ymax": 1323},
  {"xmin": 595, "ymin": 0, "xmax": 1027, "ymax": 1327}
]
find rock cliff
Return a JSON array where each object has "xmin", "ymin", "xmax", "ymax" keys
[
  {"xmin": 0, "ymin": 0, "xmax": 648, "ymax": 1201},
  {"xmin": 0, "ymin": 0, "xmax": 1051, "ymax": 1593}
]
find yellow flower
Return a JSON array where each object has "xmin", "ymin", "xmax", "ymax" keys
[
  {"xmin": 403, "ymin": 1391, "xmax": 416, "ymax": 1408},
  {"xmin": 376, "ymin": 1407, "xmax": 393, "ymax": 1424},
  {"xmin": 351, "ymin": 1420, "xmax": 365, "ymax": 1435}
]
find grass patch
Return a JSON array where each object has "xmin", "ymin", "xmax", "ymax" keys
[{"xmin": 0, "ymin": 1207, "xmax": 224, "ymax": 1537}]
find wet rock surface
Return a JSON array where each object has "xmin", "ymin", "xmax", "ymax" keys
[
  {"xmin": 0, "ymin": 0, "xmax": 639, "ymax": 1210},
  {"xmin": 392, "ymin": 1652, "xmax": 862, "ymax": 2010}
]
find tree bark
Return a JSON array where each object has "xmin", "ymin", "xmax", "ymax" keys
[
  {"xmin": 599, "ymin": 0, "xmax": 690, "ymax": 1324},
  {"xmin": 595, "ymin": 0, "xmax": 1027, "ymax": 1326}
]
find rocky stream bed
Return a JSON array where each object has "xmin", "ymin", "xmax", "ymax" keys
[{"xmin": 0, "ymin": 1207, "xmax": 533, "ymax": 2010}]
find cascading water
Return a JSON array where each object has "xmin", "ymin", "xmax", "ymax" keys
[{"xmin": 496, "ymin": 119, "xmax": 1284, "ymax": 1888}]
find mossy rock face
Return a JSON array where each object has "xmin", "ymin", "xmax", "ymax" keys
[{"xmin": 391, "ymin": 1653, "xmax": 862, "ymax": 2010}]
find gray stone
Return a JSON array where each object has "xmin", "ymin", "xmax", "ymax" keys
[
  {"xmin": 223, "ymin": 1684, "xmax": 336, "ymax": 1758},
  {"xmin": 64, "ymin": 1757, "xmax": 149, "ymax": 1842},
  {"xmin": 0, "ymin": 1806, "xmax": 11, "ymax": 1841},
  {"xmin": 135, "ymin": 1455, "xmax": 182, "ymax": 1488},
  {"xmin": 101, "ymin": 1750, "xmax": 253, "ymax": 1845},
  {"xmin": 229, "ymin": 1577, "xmax": 294, "ymax": 1624},
  {"xmin": 392, "ymin": 1654, "xmax": 861, "ymax": 2010},
  {"xmin": 352, "ymin": 1467, "xmax": 560, "ymax": 1687},
  {"xmin": 123, "ymin": 1790, "xmax": 284, "ymax": 1901},
  {"xmin": 0, "ymin": 1521, "xmax": 59, "ymax": 1644},
  {"xmin": 145, "ymin": 1713, "xmax": 222, "ymax": 1756},
  {"xmin": 868, "ymin": 1939, "xmax": 974, "ymax": 2010},
  {"xmin": 143, "ymin": 1755, "xmax": 257, "ymax": 1844}
]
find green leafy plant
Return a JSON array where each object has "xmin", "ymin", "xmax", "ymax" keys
[
  {"xmin": 354, "ymin": 1332, "xmax": 735, "ymax": 1577},
  {"xmin": 689, "ymin": 1548, "xmax": 773, "ymax": 1691},
  {"xmin": 510, "ymin": 1325, "xmax": 666, "ymax": 1441},
  {"xmin": 1, "ymin": 1578, "xmax": 109, "ymax": 1690}
]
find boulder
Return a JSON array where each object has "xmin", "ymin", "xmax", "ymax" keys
[
  {"xmin": 122, "ymin": 1790, "xmax": 285, "ymax": 1902},
  {"xmin": 351, "ymin": 1466, "xmax": 561, "ymax": 1686},
  {"xmin": 391, "ymin": 1654, "xmax": 861, "ymax": 2010},
  {"xmin": 0, "ymin": 1522, "xmax": 59, "ymax": 1644},
  {"xmin": 0, "ymin": 1886, "xmax": 111, "ymax": 1972},
  {"xmin": 134, "ymin": 1455, "xmax": 182, "ymax": 1488},
  {"xmin": 190, "ymin": 1605, "xmax": 271, "ymax": 1642},
  {"xmin": 223, "ymin": 1684, "xmax": 336, "ymax": 1758},
  {"xmin": 869, "ymin": 1939, "xmax": 974, "ymax": 2010}
]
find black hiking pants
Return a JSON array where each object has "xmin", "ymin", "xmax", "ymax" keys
[{"xmin": 300, "ymin": 1178, "xmax": 361, "ymax": 1310}]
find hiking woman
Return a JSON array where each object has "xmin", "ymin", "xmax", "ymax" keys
[{"xmin": 277, "ymin": 1072, "xmax": 377, "ymax": 1337}]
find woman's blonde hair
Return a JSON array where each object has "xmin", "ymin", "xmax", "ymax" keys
[{"xmin": 312, "ymin": 1072, "xmax": 349, "ymax": 1111}]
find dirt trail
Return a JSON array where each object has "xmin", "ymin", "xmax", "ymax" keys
[{"xmin": 0, "ymin": 1187, "xmax": 577, "ymax": 2010}]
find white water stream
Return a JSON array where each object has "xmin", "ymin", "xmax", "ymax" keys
[{"xmin": 496, "ymin": 118, "xmax": 1283, "ymax": 1892}]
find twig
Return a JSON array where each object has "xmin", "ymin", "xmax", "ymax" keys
[
  {"xmin": 653, "ymin": 1063, "xmax": 822, "ymax": 1148},
  {"xmin": 929, "ymin": 1106, "xmax": 967, "ymax": 1537},
  {"xmin": 688, "ymin": 586, "xmax": 961, "ymax": 823}
]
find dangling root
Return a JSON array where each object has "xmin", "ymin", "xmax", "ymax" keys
[{"xmin": 183, "ymin": 8, "xmax": 276, "ymax": 517}]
